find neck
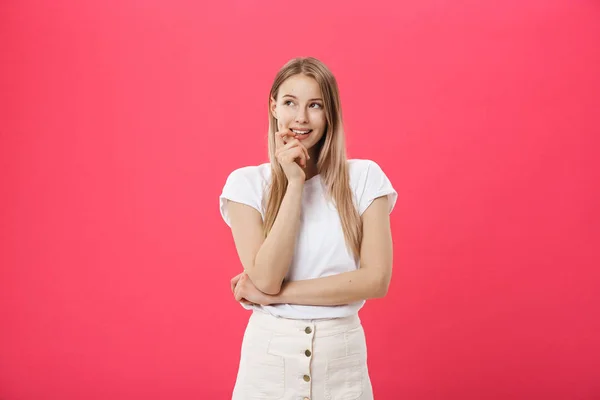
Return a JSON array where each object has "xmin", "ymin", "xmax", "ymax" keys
[
  {"xmin": 304, "ymin": 146, "xmax": 321, "ymax": 181},
  {"xmin": 304, "ymin": 161, "xmax": 319, "ymax": 181},
  {"xmin": 304, "ymin": 171, "xmax": 318, "ymax": 181}
]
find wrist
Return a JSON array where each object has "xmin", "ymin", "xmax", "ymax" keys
[{"xmin": 287, "ymin": 179, "xmax": 305, "ymax": 189}]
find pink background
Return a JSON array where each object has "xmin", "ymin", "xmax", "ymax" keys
[{"xmin": 1, "ymin": 0, "xmax": 599, "ymax": 399}]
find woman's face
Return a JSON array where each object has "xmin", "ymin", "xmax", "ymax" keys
[{"xmin": 270, "ymin": 74, "xmax": 327, "ymax": 151}]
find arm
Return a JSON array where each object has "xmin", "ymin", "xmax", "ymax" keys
[
  {"xmin": 274, "ymin": 196, "xmax": 393, "ymax": 305},
  {"xmin": 227, "ymin": 180, "xmax": 304, "ymax": 295},
  {"xmin": 232, "ymin": 196, "xmax": 394, "ymax": 305},
  {"xmin": 273, "ymin": 268, "xmax": 383, "ymax": 306}
]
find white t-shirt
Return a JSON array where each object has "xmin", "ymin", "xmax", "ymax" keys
[{"xmin": 219, "ymin": 159, "xmax": 397, "ymax": 320}]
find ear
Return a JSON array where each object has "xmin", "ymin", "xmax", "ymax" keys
[{"xmin": 269, "ymin": 96, "xmax": 278, "ymax": 119}]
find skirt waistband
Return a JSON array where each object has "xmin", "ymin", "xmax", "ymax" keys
[{"xmin": 249, "ymin": 310, "xmax": 361, "ymax": 337}]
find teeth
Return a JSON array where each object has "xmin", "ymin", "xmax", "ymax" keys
[{"xmin": 292, "ymin": 129, "xmax": 311, "ymax": 135}]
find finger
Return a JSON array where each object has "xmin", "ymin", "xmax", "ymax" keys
[
  {"xmin": 291, "ymin": 147, "xmax": 307, "ymax": 168},
  {"xmin": 281, "ymin": 138, "xmax": 310, "ymax": 160},
  {"xmin": 275, "ymin": 130, "xmax": 285, "ymax": 148},
  {"xmin": 296, "ymin": 146, "xmax": 308, "ymax": 168},
  {"xmin": 279, "ymin": 138, "xmax": 302, "ymax": 152},
  {"xmin": 278, "ymin": 140, "xmax": 308, "ymax": 166},
  {"xmin": 230, "ymin": 273, "xmax": 242, "ymax": 293},
  {"xmin": 234, "ymin": 285, "xmax": 243, "ymax": 301},
  {"xmin": 281, "ymin": 146, "xmax": 307, "ymax": 167},
  {"xmin": 299, "ymin": 142, "xmax": 310, "ymax": 163},
  {"xmin": 275, "ymin": 128, "xmax": 289, "ymax": 147},
  {"xmin": 277, "ymin": 128, "xmax": 293, "ymax": 146}
]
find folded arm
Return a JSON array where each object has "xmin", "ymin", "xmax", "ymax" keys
[
  {"xmin": 233, "ymin": 196, "xmax": 394, "ymax": 306},
  {"xmin": 227, "ymin": 180, "xmax": 304, "ymax": 295}
]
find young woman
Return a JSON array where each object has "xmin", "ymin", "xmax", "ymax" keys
[{"xmin": 219, "ymin": 57, "xmax": 397, "ymax": 400}]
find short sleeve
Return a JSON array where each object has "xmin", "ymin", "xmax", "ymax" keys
[
  {"xmin": 357, "ymin": 160, "xmax": 398, "ymax": 215},
  {"xmin": 219, "ymin": 167, "xmax": 265, "ymax": 227}
]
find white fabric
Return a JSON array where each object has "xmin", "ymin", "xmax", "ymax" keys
[
  {"xmin": 219, "ymin": 159, "xmax": 397, "ymax": 320},
  {"xmin": 232, "ymin": 310, "xmax": 373, "ymax": 400}
]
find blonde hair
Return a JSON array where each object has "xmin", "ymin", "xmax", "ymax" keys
[{"xmin": 263, "ymin": 57, "xmax": 362, "ymax": 260}]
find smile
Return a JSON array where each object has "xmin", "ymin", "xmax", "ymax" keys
[{"xmin": 291, "ymin": 129, "xmax": 312, "ymax": 135}]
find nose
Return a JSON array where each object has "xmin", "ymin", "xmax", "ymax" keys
[{"xmin": 294, "ymin": 107, "xmax": 308, "ymax": 124}]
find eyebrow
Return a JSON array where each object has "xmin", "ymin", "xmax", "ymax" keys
[{"xmin": 282, "ymin": 94, "xmax": 323, "ymax": 102}]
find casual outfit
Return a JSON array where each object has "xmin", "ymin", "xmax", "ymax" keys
[{"xmin": 219, "ymin": 159, "xmax": 397, "ymax": 400}]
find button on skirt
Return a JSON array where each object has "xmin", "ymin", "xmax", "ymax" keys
[{"xmin": 232, "ymin": 310, "xmax": 374, "ymax": 400}]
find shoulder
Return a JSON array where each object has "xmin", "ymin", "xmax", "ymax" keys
[
  {"xmin": 348, "ymin": 158, "xmax": 397, "ymax": 215},
  {"xmin": 348, "ymin": 158, "xmax": 378, "ymax": 174},
  {"xmin": 220, "ymin": 163, "xmax": 271, "ymax": 225},
  {"xmin": 347, "ymin": 158, "xmax": 385, "ymax": 182},
  {"xmin": 221, "ymin": 162, "xmax": 271, "ymax": 201},
  {"xmin": 225, "ymin": 163, "xmax": 271, "ymax": 186}
]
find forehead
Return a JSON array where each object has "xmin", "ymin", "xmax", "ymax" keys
[{"xmin": 278, "ymin": 74, "xmax": 322, "ymax": 99}]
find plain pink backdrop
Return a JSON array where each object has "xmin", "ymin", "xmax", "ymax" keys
[{"xmin": 1, "ymin": 0, "xmax": 599, "ymax": 399}]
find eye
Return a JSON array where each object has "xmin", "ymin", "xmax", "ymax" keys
[
  {"xmin": 310, "ymin": 103, "xmax": 323, "ymax": 109},
  {"xmin": 284, "ymin": 100, "xmax": 294, "ymax": 106}
]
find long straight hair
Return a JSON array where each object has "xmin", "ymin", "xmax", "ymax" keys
[{"xmin": 262, "ymin": 57, "xmax": 362, "ymax": 260}]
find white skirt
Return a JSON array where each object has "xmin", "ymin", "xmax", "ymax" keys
[{"xmin": 232, "ymin": 310, "xmax": 374, "ymax": 400}]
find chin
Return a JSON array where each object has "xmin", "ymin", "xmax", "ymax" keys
[{"xmin": 301, "ymin": 131, "xmax": 323, "ymax": 144}]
